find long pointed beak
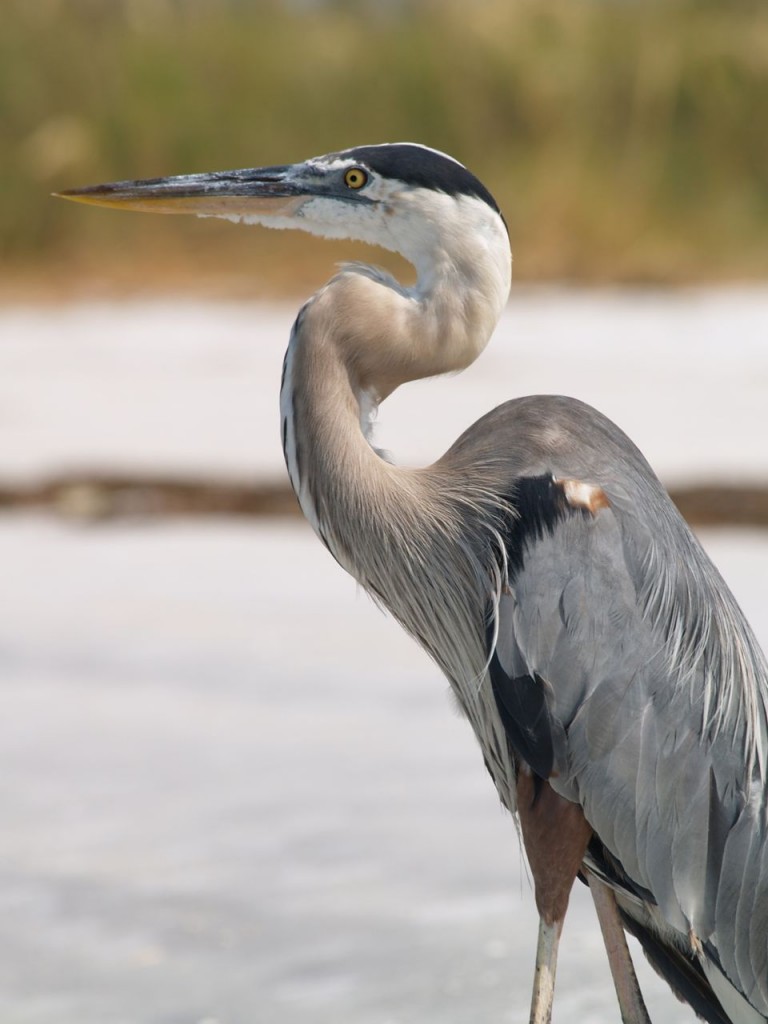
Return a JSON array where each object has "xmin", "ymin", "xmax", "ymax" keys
[{"xmin": 55, "ymin": 165, "xmax": 310, "ymax": 219}]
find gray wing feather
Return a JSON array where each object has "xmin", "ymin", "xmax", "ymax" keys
[
  {"xmin": 669, "ymin": 731, "xmax": 714, "ymax": 928},
  {"xmin": 748, "ymin": 840, "xmax": 768, "ymax": 1009},
  {"xmin": 716, "ymin": 806, "xmax": 755, "ymax": 994}
]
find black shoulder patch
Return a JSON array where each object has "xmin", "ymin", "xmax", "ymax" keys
[
  {"xmin": 344, "ymin": 143, "xmax": 502, "ymax": 214},
  {"xmin": 501, "ymin": 474, "xmax": 589, "ymax": 580},
  {"xmin": 485, "ymin": 474, "xmax": 594, "ymax": 782},
  {"xmin": 488, "ymin": 659, "xmax": 555, "ymax": 784}
]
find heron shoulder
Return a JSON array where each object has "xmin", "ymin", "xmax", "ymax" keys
[{"xmin": 440, "ymin": 394, "xmax": 663, "ymax": 504}]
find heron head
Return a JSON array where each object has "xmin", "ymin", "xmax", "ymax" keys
[{"xmin": 56, "ymin": 143, "xmax": 508, "ymax": 279}]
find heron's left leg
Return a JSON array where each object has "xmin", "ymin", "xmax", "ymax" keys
[
  {"xmin": 588, "ymin": 874, "xmax": 652, "ymax": 1024},
  {"xmin": 517, "ymin": 770, "xmax": 593, "ymax": 1024}
]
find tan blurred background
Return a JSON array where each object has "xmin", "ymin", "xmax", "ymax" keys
[{"xmin": 4, "ymin": 0, "xmax": 768, "ymax": 300}]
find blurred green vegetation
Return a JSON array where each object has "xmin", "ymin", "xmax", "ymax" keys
[{"xmin": 3, "ymin": 0, "xmax": 768, "ymax": 294}]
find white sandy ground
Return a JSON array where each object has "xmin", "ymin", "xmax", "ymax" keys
[
  {"xmin": 0, "ymin": 288, "xmax": 767, "ymax": 486},
  {"xmin": 2, "ymin": 516, "xmax": 768, "ymax": 1024}
]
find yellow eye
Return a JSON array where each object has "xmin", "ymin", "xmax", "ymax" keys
[{"xmin": 344, "ymin": 167, "xmax": 368, "ymax": 190}]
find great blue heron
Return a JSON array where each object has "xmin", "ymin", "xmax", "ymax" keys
[{"xmin": 59, "ymin": 144, "xmax": 768, "ymax": 1024}]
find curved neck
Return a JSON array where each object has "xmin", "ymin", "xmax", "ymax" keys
[
  {"xmin": 282, "ymin": 318, "xmax": 489, "ymax": 683},
  {"xmin": 279, "ymin": 248, "xmax": 508, "ymax": 677},
  {"xmin": 279, "ymin": 251, "xmax": 516, "ymax": 803}
]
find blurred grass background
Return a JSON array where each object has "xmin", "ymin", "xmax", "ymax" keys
[{"xmin": 3, "ymin": 0, "xmax": 768, "ymax": 297}]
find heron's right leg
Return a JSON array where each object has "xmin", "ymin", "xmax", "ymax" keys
[
  {"xmin": 517, "ymin": 770, "xmax": 593, "ymax": 1024},
  {"xmin": 588, "ymin": 874, "xmax": 652, "ymax": 1024}
]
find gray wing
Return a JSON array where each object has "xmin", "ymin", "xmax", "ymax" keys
[{"xmin": 472, "ymin": 397, "xmax": 768, "ymax": 1021}]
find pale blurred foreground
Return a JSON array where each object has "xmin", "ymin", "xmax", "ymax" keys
[
  {"xmin": 1, "ymin": 290, "xmax": 767, "ymax": 1023},
  {"xmin": 4, "ymin": 518, "xmax": 768, "ymax": 1024}
]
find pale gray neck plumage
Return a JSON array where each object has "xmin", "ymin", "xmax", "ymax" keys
[
  {"xmin": 280, "ymin": 191, "xmax": 510, "ymax": 572},
  {"xmin": 279, "ymin": 209, "xmax": 514, "ymax": 798}
]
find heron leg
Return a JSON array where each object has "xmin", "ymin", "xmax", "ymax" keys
[
  {"xmin": 588, "ymin": 873, "xmax": 652, "ymax": 1024},
  {"xmin": 517, "ymin": 771, "xmax": 593, "ymax": 1024},
  {"xmin": 529, "ymin": 916, "xmax": 563, "ymax": 1024}
]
